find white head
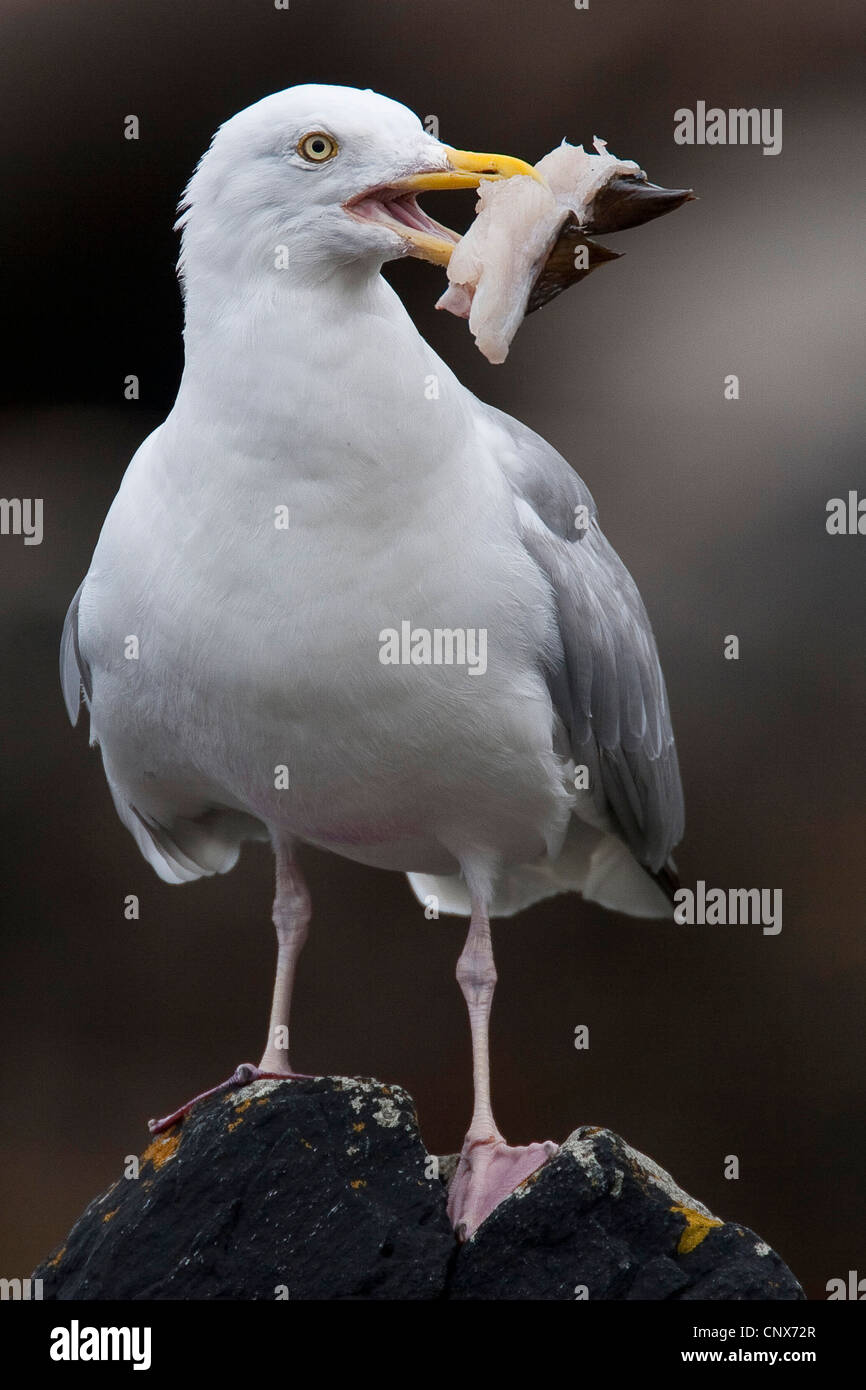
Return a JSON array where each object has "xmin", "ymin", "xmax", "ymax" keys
[{"xmin": 176, "ymin": 84, "xmax": 539, "ymax": 307}]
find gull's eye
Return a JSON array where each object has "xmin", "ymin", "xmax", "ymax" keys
[{"xmin": 297, "ymin": 131, "xmax": 339, "ymax": 163}]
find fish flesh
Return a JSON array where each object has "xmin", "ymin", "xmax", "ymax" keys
[{"xmin": 437, "ymin": 138, "xmax": 694, "ymax": 363}]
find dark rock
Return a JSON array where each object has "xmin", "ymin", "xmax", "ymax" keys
[
  {"xmin": 449, "ymin": 1127, "xmax": 805, "ymax": 1301},
  {"xmin": 34, "ymin": 1079, "xmax": 804, "ymax": 1301},
  {"xmin": 35, "ymin": 1076, "xmax": 454, "ymax": 1300}
]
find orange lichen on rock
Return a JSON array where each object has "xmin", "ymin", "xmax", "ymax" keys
[
  {"xmin": 227, "ymin": 1098, "xmax": 253, "ymax": 1133},
  {"xmin": 671, "ymin": 1203, "xmax": 723, "ymax": 1254},
  {"xmin": 141, "ymin": 1129, "xmax": 182, "ymax": 1171}
]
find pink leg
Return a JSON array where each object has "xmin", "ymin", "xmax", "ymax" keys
[
  {"xmin": 148, "ymin": 845, "xmax": 312, "ymax": 1134},
  {"xmin": 258, "ymin": 846, "xmax": 311, "ymax": 1073},
  {"xmin": 447, "ymin": 895, "xmax": 558, "ymax": 1240}
]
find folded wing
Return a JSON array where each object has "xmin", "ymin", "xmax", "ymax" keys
[{"xmin": 488, "ymin": 405, "xmax": 684, "ymax": 875}]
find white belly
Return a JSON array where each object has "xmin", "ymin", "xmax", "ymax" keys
[{"xmin": 80, "ymin": 423, "xmax": 573, "ymax": 878}]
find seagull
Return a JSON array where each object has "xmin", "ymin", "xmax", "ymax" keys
[{"xmin": 61, "ymin": 84, "xmax": 684, "ymax": 1240}]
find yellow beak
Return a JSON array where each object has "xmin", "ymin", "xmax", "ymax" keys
[
  {"xmin": 399, "ymin": 146, "xmax": 545, "ymax": 193},
  {"xmin": 385, "ymin": 146, "xmax": 545, "ymax": 266}
]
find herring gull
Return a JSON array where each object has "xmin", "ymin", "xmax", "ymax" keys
[{"xmin": 61, "ymin": 85, "xmax": 685, "ymax": 1239}]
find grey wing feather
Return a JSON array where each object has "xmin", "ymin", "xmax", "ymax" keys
[
  {"xmin": 488, "ymin": 404, "xmax": 684, "ymax": 872},
  {"xmin": 60, "ymin": 580, "xmax": 92, "ymax": 726}
]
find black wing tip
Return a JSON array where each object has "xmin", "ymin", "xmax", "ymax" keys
[{"xmin": 652, "ymin": 860, "xmax": 681, "ymax": 906}]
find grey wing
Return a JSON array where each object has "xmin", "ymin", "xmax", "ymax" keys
[
  {"xmin": 60, "ymin": 580, "xmax": 92, "ymax": 726},
  {"xmin": 488, "ymin": 404, "xmax": 684, "ymax": 873}
]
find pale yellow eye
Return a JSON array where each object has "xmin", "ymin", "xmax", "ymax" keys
[{"xmin": 297, "ymin": 131, "xmax": 339, "ymax": 163}]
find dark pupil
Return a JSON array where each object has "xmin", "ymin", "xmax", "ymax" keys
[{"xmin": 312, "ymin": 139, "xmax": 325, "ymax": 153}]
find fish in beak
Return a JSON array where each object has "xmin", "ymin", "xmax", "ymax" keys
[
  {"xmin": 435, "ymin": 136, "xmax": 695, "ymax": 363},
  {"xmin": 344, "ymin": 147, "xmax": 544, "ymax": 266}
]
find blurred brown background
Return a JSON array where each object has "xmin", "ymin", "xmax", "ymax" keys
[{"xmin": 1, "ymin": 0, "xmax": 863, "ymax": 1300}]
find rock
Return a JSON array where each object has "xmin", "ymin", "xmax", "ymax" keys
[
  {"xmin": 35, "ymin": 1076, "xmax": 454, "ymax": 1300},
  {"xmin": 448, "ymin": 1127, "xmax": 805, "ymax": 1301},
  {"xmin": 34, "ymin": 1078, "xmax": 803, "ymax": 1301}
]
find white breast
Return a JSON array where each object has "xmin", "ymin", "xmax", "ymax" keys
[{"xmin": 78, "ymin": 282, "xmax": 573, "ymax": 877}]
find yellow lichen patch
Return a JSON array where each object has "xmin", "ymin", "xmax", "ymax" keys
[
  {"xmin": 48, "ymin": 1247, "xmax": 66, "ymax": 1268},
  {"xmin": 350, "ymin": 1179, "xmax": 367, "ymax": 1190},
  {"xmin": 141, "ymin": 1130, "xmax": 182, "ymax": 1171},
  {"xmin": 227, "ymin": 1098, "xmax": 253, "ymax": 1133},
  {"xmin": 102, "ymin": 1208, "xmax": 120, "ymax": 1223},
  {"xmin": 300, "ymin": 1138, "xmax": 313, "ymax": 1149},
  {"xmin": 256, "ymin": 1098, "xmax": 269, "ymax": 1106},
  {"xmin": 671, "ymin": 1203, "xmax": 723, "ymax": 1254},
  {"xmin": 352, "ymin": 1122, "xmax": 365, "ymax": 1133}
]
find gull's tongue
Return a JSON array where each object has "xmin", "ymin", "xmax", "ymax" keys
[
  {"xmin": 352, "ymin": 192, "xmax": 456, "ymax": 240},
  {"xmin": 386, "ymin": 194, "xmax": 438, "ymax": 233}
]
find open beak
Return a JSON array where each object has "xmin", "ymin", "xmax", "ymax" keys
[{"xmin": 344, "ymin": 146, "xmax": 543, "ymax": 266}]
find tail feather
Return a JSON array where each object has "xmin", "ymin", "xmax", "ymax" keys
[{"xmin": 408, "ymin": 819, "xmax": 675, "ymax": 921}]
